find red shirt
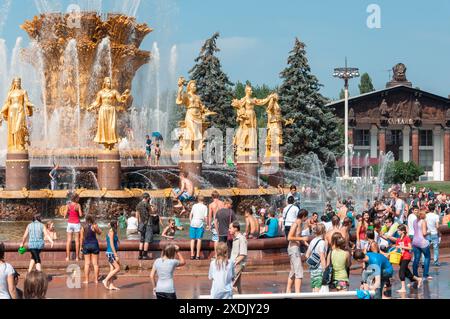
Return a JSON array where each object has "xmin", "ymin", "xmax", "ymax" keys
[
  {"xmin": 396, "ymin": 236, "xmax": 412, "ymax": 260},
  {"xmin": 67, "ymin": 203, "xmax": 80, "ymax": 224}
]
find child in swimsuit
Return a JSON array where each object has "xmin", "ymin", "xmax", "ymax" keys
[{"xmin": 162, "ymin": 219, "xmax": 178, "ymax": 240}]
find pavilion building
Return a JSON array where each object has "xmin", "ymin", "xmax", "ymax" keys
[{"xmin": 327, "ymin": 63, "xmax": 450, "ymax": 181}]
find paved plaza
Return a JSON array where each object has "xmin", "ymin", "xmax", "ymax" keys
[{"xmin": 15, "ymin": 253, "xmax": 449, "ymax": 300}]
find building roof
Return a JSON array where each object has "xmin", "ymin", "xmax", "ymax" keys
[{"xmin": 326, "ymin": 85, "xmax": 450, "ymax": 108}]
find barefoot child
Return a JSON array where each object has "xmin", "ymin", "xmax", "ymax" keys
[
  {"xmin": 46, "ymin": 221, "xmax": 58, "ymax": 241},
  {"xmin": 154, "ymin": 143, "xmax": 161, "ymax": 166},
  {"xmin": 103, "ymin": 221, "xmax": 120, "ymax": 291}
]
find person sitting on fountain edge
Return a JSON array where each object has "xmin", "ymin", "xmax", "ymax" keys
[{"xmin": 172, "ymin": 171, "xmax": 194, "ymax": 215}]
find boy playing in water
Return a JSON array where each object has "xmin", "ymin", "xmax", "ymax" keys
[{"xmin": 172, "ymin": 171, "xmax": 195, "ymax": 215}]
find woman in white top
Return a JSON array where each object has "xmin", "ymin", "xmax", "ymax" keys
[
  {"xmin": 209, "ymin": 242, "xmax": 235, "ymax": 299},
  {"xmin": 150, "ymin": 244, "xmax": 186, "ymax": 299},
  {"xmin": 0, "ymin": 242, "xmax": 17, "ymax": 299}
]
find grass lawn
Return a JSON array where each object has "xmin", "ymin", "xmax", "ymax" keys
[{"xmin": 408, "ymin": 182, "xmax": 450, "ymax": 194}]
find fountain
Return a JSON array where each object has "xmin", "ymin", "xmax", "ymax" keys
[
  {"xmin": 0, "ymin": 11, "xmax": 405, "ymax": 223},
  {"xmin": 19, "ymin": 11, "xmax": 152, "ymax": 163}
]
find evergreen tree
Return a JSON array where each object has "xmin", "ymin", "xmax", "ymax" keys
[
  {"xmin": 234, "ymin": 81, "xmax": 246, "ymax": 100},
  {"xmin": 188, "ymin": 32, "xmax": 234, "ymax": 136},
  {"xmin": 278, "ymin": 38, "xmax": 343, "ymax": 175},
  {"xmin": 339, "ymin": 89, "xmax": 345, "ymax": 100},
  {"xmin": 358, "ymin": 72, "xmax": 375, "ymax": 94}
]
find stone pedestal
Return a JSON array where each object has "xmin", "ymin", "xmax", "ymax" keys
[
  {"xmin": 97, "ymin": 150, "xmax": 121, "ymax": 190},
  {"xmin": 6, "ymin": 151, "xmax": 30, "ymax": 191},
  {"xmin": 179, "ymin": 161, "xmax": 202, "ymax": 188},
  {"xmin": 236, "ymin": 154, "xmax": 259, "ymax": 189},
  {"xmin": 262, "ymin": 155, "xmax": 285, "ymax": 188}
]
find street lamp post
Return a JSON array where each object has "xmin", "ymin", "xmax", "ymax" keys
[{"xmin": 333, "ymin": 58, "xmax": 359, "ymax": 179}]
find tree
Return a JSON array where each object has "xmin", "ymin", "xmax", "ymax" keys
[
  {"xmin": 383, "ymin": 161, "xmax": 424, "ymax": 184},
  {"xmin": 339, "ymin": 89, "xmax": 345, "ymax": 100},
  {"xmin": 188, "ymin": 32, "xmax": 235, "ymax": 136},
  {"xmin": 278, "ymin": 38, "xmax": 343, "ymax": 175},
  {"xmin": 358, "ymin": 72, "xmax": 375, "ymax": 94}
]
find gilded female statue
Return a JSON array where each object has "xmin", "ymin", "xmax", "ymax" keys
[
  {"xmin": 176, "ymin": 77, "xmax": 215, "ymax": 157},
  {"xmin": 232, "ymin": 85, "xmax": 273, "ymax": 157},
  {"xmin": 88, "ymin": 77, "xmax": 131, "ymax": 150},
  {"xmin": 265, "ymin": 93, "xmax": 283, "ymax": 158},
  {"xmin": 1, "ymin": 77, "xmax": 34, "ymax": 152}
]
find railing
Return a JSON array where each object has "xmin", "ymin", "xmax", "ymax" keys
[{"xmin": 199, "ymin": 291, "xmax": 375, "ymax": 300}]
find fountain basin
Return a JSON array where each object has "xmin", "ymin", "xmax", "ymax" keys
[{"xmin": 2, "ymin": 237, "xmax": 290, "ymax": 271}]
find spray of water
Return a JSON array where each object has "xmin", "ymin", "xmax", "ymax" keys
[
  {"xmin": 89, "ymin": 37, "xmax": 112, "ymax": 101},
  {"xmin": 152, "ymin": 42, "xmax": 161, "ymax": 132},
  {"xmin": 0, "ymin": 39, "xmax": 8, "ymax": 101},
  {"xmin": 9, "ymin": 37, "xmax": 23, "ymax": 80},
  {"xmin": 59, "ymin": 39, "xmax": 81, "ymax": 149},
  {"xmin": 0, "ymin": 0, "xmax": 11, "ymax": 35},
  {"xmin": 163, "ymin": 44, "xmax": 177, "ymax": 138},
  {"xmin": 78, "ymin": 0, "xmax": 102, "ymax": 13},
  {"xmin": 34, "ymin": 0, "xmax": 62, "ymax": 13}
]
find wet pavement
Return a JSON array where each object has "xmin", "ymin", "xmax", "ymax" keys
[{"xmin": 15, "ymin": 255, "xmax": 450, "ymax": 299}]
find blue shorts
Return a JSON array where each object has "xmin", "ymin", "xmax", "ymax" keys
[
  {"xmin": 189, "ymin": 227, "xmax": 204, "ymax": 240},
  {"xmin": 106, "ymin": 252, "xmax": 117, "ymax": 265},
  {"xmin": 174, "ymin": 188, "xmax": 193, "ymax": 202},
  {"xmin": 211, "ymin": 221, "xmax": 218, "ymax": 242}
]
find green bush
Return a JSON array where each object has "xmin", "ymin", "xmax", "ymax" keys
[
  {"xmin": 372, "ymin": 161, "xmax": 424, "ymax": 184},
  {"xmin": 384, "ymin": 161, "xmax": 424, "ymax": 184}
]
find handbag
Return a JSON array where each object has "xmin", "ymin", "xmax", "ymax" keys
[
  {"xmin": 306, "ymin": 239, "xmax": 323, "ymax": 269},
  {"xmin": 322, "ymin": 248, "xmax": 334, "ymax": 286}
]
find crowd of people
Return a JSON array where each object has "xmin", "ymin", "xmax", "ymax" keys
[{"xmin": 0, "ymin": 181, "xmax": 448, "ymax": 299}]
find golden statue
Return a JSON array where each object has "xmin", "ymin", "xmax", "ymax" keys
[
  {"xmin": 176, "ymin": 77, "xmax": 216, "ymax": 159},
  {"xmin": 88, "ymin": 77, "xmax": 131, "ymax": 150},
  {"xmin": 232, "ymin": 85, "xmax": 273, "ymax": 158},
  {"xmin": 0, "ymin": 77, "xmax": 34, "ymax": 152},
  {"xmin": 265, "ymin": 93, "xmax": 284, "ymax": 158}
]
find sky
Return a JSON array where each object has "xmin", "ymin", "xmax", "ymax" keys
[{"xmin": 1, "ymin": 0, "xmax": 450, "ymax": 99}]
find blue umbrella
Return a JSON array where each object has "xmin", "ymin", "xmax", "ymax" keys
[{"xmin": 152, "ymin": 132, "xmax": 164, "ymax": 141}]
